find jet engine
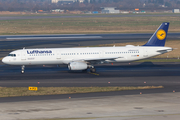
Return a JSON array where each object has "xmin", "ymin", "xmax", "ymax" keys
[{"xmin": 68, "ymin": 62, "xmax": 88, "ymax": 70}]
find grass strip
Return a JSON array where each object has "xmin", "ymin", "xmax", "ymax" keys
[
  {"xmin": 0, "ymin": 86, "xmax": 163, "ymax": 97},
  {"xmin": 1, "ymin": 16, "xmax": 180, "ymax": 35}
]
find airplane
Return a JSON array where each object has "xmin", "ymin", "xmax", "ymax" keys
[{"xmin": 2, "ymin": 22, "xmax": 173, "ymax": 74}]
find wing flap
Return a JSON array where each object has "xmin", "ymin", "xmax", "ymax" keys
[{"xmin": 74, "ymin": 57, "xmax": 123, "ymax": 62}]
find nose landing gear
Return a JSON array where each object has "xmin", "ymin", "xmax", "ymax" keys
[{"xmin": 21, "ymin": 65, "xmax": 25, "ymax": 74}]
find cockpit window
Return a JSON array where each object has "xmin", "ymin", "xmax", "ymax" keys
[{"xmin": 8, "ymin": 54, "xmax": 16, "ymax": 57}]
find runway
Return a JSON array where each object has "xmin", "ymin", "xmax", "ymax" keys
[
  {"xmin": 0, "ymin": 14, "xmax": 180, "ymax": 20},
  {"xmin": 0, "ymin": 61, "xmax": 180, "ymax": 100},
  {"xmin": 1, "ymin": 61, "xmax": 180, "ymax": 87},
  {"xmin": 0, "ymin": 33, "xmax": 180, "ymax": 58}
]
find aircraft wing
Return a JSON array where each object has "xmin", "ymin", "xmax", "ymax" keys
[
  {"xmin": 62, "ymin": 57, "xmax": 124, "ymax": 64},
  {"xmin": 83, "ymin": 57, "xmax": 123, "ymax": 61},
  {"xmin": 72, "ymin": 57, "xmax": 123, "ymax": 63}
]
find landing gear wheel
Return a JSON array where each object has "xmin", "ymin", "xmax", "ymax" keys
[
  {"xmin": 90, "ymin": 68, "xmax": 96, "ymax": 73},
  {"xmin": 21, "ymin": 65, "xmax": 25, "ymax": 74},
  {"xmin": 21, "ymin": 71, "xmax": 24, "ymax": 74}
]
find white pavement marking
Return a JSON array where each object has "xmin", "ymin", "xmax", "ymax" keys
[
  {"xmin": 0, "ymin": 34, "xmax": 86, "ymax": 36},
  {"xmin": 6, "ymin": 36, "xmax": 102, "ymax": 40}
]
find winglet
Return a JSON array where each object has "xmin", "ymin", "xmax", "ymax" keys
[{"xmin": 143, "ymin": 22, "xmax": 169, "ymax": 46}]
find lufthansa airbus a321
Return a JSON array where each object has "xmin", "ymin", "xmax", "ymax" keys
[{"xmin": 2, "ymin": 22, "xmax": 173, "ymax": 73}]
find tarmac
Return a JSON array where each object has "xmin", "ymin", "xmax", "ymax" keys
[{"xmin": 0, "ymin": 92, "xmax": 180, "ymax": 120}]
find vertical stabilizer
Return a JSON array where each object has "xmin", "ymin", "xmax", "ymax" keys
[{"xmin": 143, "ymin": 22, "xmax": 169, "ymax": 46}]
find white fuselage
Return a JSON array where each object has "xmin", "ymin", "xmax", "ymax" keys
[{"xmin": 2, "ymin": 46, "xmax": 172, "ymax": 65}]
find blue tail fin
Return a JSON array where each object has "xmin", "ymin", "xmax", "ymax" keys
[{"xmin": 143, "ymin": 22, "xmax": 169, "ymax": 46}]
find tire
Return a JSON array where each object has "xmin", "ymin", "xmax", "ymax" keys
[{"xmin": 90, "ymin": 68, "xmax": 96, "ymax": 73}]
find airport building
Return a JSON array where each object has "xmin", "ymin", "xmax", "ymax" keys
[
  {"xmin": 52, "ymin": 0, "xmax": 76, "ymax": 3},
  {"xmin": 101, "ymin": 7, "xmax": 120, "ymax": 14},
  {"xmin": 51, "ymin": 0, "xmax": 87, "ymax": 3},
  {"xmin": 172, "ymin": 9, "xmax": 180, "ymax": 13}
]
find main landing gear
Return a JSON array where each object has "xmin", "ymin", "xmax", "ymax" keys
[
  {"xmin": 21, "ymin": 65, "xmax": 25, "ymax": 74},
  {"xmin": 90, "ymin": 66, "xmax": 96, "ymax": 73}
]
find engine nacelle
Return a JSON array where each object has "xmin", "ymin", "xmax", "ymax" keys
[{"xmin": 68, "ymin": 62, "xmax": 88, "ymax": 70}]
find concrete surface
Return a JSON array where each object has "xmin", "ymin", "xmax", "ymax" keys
[{"xmin": 0, "ymin": 92, "xmax": 180, "ymax": 120}]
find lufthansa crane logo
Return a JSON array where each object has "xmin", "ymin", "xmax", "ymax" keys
[{"xmin": 156, "ymin": 29, "xmax": 166, "ymax": 40}]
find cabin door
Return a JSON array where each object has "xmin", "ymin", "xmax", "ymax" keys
[
  {"xmin": 143, "ymin": 49, "xmax": 148, "ymax": 57},
  {"xmin": 21, "ymin": 50, "xmax": 26, "ymax": 60},
  {"xmin": 56, "ymin": 50, "xmax": 61, "ymax": 59},
  {"xmin": 99, "ymin": 50, "xmax": 104, "ymax": 58}
]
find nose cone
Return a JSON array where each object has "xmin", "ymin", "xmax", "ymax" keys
[{"xmin": 2, "ymin": 57, "xmax": 8, "ymax": 64}]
